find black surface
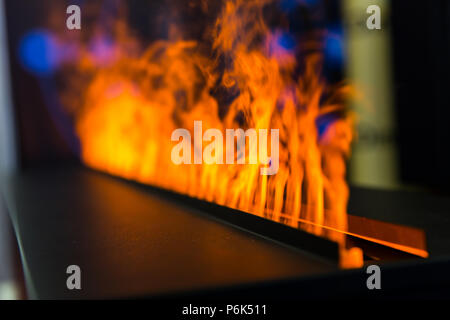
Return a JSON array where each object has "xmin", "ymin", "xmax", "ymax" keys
[
  {"xmin": 118, "ymin": 174, "xmax": 341, "ymax": 264},
  {"xmin": 2, "ymin": 166, "xmax": 450, "ymax": 299},
  {"xmin": 1, "ymin": 166, "xmax": 336, "ymax": 299},
  {"xmin": 391, "ymin": 0, "xmax": 450, "ymax": 191}
]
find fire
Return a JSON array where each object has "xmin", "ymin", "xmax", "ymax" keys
[{"xmin": 60, "ymin": 0, "xmax": 362, "ymax": 267}]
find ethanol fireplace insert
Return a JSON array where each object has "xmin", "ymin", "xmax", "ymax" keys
[{"xmin": 1, "ymin": 0, "xmax": 450, "ymax": 300}]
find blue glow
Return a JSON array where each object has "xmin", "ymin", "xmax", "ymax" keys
[
  {"xmin": 280, "ymin": 0, "xmax": 298, "ymax": 12},
  {"xmin": 324, "ymin": 28, "xmax": 346, "ymax": 68},
  {"xmin": 266, "ymin": 31, "xmax": 297, "ymax": 62},
  {"xmin": 19, "ymin": 30, "xmax": 60, "ymax": 76},
  {"xmin": 280, "ymin": 0, "xmax": 318, "ymax": 12},
  {"xmin": 277, "ymin": 33, "xmax": 296, "ymax": 51},
  {"xmin": 89, "ymin": 35, "xmax": 117, "ymax": 67},
  {"xmin": 316, "ymin": 113, "xmax": 339, "ymax": 137}
]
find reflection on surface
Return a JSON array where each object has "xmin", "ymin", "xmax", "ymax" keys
[{"xmin": 0, "ymin": 198, "xmax": 21, "ymax": 300}]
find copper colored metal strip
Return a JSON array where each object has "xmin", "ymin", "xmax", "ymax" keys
[
  {"xmin": 272, "ymin": 211, "xmax": 428, "ymax": 258},
  {"xmin": 347, "ymin": 215, "xmax": 428, "ymax": 258}
]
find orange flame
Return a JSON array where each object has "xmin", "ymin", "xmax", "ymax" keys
[{"xmin": 61, "ymin": 0, "xmax": 362, "ymax": 267}]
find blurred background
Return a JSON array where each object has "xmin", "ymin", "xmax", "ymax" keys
[{"xmin": 1, "ymin": 0, "xmax": 450, "ymax": 299}]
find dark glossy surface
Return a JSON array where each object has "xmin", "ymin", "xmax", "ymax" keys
[
  {"xmin": 348, "ymin": 187, "xmax": 450, "ymax": 257},
  {"xmin": 2, "ymin": 166, "xmax": 335, "ymax": 299},
  {"xmin": 4, "ymin": 166, "xmax": 450, "ymax": 299}
]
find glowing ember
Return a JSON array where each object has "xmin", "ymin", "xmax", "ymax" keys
[{"xmin": 59, "ymin": 0, "xmax": 362, "ymax": 267}]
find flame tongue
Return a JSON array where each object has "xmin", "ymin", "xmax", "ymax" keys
[{"xmin": 67, "ymin": 0, "xmax": 362, "ymax": 267}]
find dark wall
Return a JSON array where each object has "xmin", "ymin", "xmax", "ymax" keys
[
  {"xmin": 5, "ymin": 0, "xmax": 75, "ymax": 168},
  {"xmin": 392, "ymin": 1, "xmax": 450, "ymax": 192}
]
